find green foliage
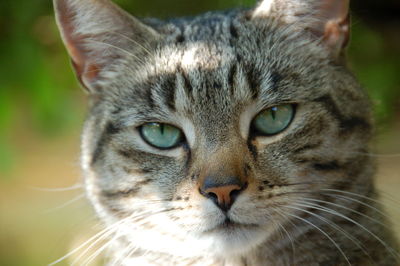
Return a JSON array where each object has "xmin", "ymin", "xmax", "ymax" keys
[
  {"xmin": 0, "ymin": 0, "xmax": 81, "ymax": 174},
  {"xmin": 348, "ymin": 22, "xmax": 400, "ymax": 124}
]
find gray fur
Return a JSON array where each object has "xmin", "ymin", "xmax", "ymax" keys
[{"xmin": 54, "ymin": 0, "xmax": 399, "ymax": 265}]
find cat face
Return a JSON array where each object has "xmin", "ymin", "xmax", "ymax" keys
[{"xmin": 55, "ymin": 0, "xmax": 373, "ymax": 259}]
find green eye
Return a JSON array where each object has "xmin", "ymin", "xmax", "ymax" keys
[
  {"xmin": 140, "ymin": 123, "xmax": 183, "ymax": 149},
  {"xmin": 253, "ymin": 104, "xmax": 295, "ymax": 135}
]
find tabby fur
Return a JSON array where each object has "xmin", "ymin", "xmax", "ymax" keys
[{"xmin": 54, "ymin": 0, "xmax": 399, "ymax": 265}]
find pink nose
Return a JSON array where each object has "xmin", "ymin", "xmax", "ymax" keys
[{"xmin": 199, "ymin": 176, "xmax": 247, "ymax": 211}]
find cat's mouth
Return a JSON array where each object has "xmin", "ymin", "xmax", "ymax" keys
[
  {"xmin": 204, "ymin": 217, "xmax": 259, "ymax": 234},
  {"xmin": 198, "ymin": 217, "xmax": 267, "ymax": 253}
]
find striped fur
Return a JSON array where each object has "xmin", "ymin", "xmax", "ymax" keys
[{"xmin": 54, "ymin": 0, "xmax": 399, "ymax": 265}]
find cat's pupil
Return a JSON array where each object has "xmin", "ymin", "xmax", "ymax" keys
[{"xmin": 271, "ymin": 107, "xmax": 277, "ymax": 119}]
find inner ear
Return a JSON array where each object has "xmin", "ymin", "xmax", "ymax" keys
[
  {"xmin": 321, "ymin": 3, "xmax": 350, "ymax": 58},
  {"xmin": 54, "ymin": 0, "xmax": 160, "ymax": 93}
]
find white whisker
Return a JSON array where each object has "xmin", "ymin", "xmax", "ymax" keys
[
  {"xmin": 284, "ymin": 208, "xmax": 351, "ymax": 266},
  {"xmin": 111, "ymin": 242, "xmax": 139, "ymax": 266},
  {"xmin": 273, "ymin": 210, "xmax": 296, "ymax": 265},
  {"xmin": 81, "ymin": 230, "xmax": 123, "ymax": 266},
  {"xmin": 324, "ymin": 188, "xmax": 400, "ymax": 211},
  {"xmin": 29, "ymin": 183, "xmax": 83, "ymax": 192},
  {"xmin": 293, "ymin": 201, "xmax": 400, "ymax": 260},
  {"xmin": 43, "ymin": 194, "xmax": 86, "ymax": 214},
  {"xmin": 48, "ymin": 219, "xmax": 126, "ymax": 266},
  {"xmin": 291, "ymin": 202, "xmax": 376, "ymax": 264},
  {"xmin": 72, "ymin": 224, "xmax": 120, "ymax": 266},
  {"xmin": 301, "ymin": 197, "xmax": 391, "ymax": 230},
  {"xmin": 323, "ymin": 192, "xmax": 390, "ymax": 220}
]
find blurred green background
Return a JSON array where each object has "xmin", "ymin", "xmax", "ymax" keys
[{"xmin": 0, "ymin": 0, "xmax": 399, "ymax": 265}]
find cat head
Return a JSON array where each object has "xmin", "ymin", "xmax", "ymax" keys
[{"xmin": 55, "ymin": 0, "xmax": 372, "ymax": 258}]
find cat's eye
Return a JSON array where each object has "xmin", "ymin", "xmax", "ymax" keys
[
  {"xmin": 140, "ymin": 123, "xmax": 183, "ymax": 149},
  {"xmin": 252, "ymin": 104, "xmax": 295, "ymax": 135}
]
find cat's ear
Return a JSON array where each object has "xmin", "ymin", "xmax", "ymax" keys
[
  {"xmin": 252, "ymin": 0, "xmax": 350, "ymax": 58},
  {"xmin": 53, "ymin": 0, "xmax": 159, "ymax": 93}
]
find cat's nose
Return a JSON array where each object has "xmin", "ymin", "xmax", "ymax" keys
[{"xmin": 199, "ymin": 176, "xmax": 248, "ymax": 212}]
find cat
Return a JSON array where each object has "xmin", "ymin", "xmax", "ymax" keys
[{"xmin": 53, "ymin": 0, "xmax": 399, "ymax": 265}]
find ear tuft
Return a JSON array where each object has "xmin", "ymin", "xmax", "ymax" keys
[
  {"xmin": 53, "ymin": 0, "xmax": 159, "ymax": 93},
  {"xmin": 252, "ymin": 0, "xmax": 350, "ymax": 59}
]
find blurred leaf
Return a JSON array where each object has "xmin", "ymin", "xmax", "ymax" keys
[
  {"xmin": 348, "ymin": 20, "xmax": 400, "ymax": 124},
  {"xmin": 0, "ymin": 87, "xmax": 15, "ymax": 177},
  {"xmin": 0, "ymin": 139, "xmax": 16, "ymax": 178}
]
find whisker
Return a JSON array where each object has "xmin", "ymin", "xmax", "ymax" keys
[
  {"xmin": 330, "ymin": 149, "xmax": 400, "ymax": 158},
  {"xmin": 292, "ymin": 201, "xmax": 400, "ymax": 261},
  {"xmin": 43, "ymin": 194, "xmax": 86, "ymax": 214},
  {"xmin": 292, "ymin": 144, "xmax": 400, "ymax": 158},
  {"xmin": 111, "ymin": 242, "xmax": 139, "ymax": 266},
  {"xmin": 85, "ymin": 207, "xmax": 180, "ymax": 264},
  {"xmin": 375, "ymin": 189, "xmax": 400, "ymax": 207},
  {"xmin": 278, "ymin": 187, "xmax": 398, "ymax": 223},
  {"xmin": 127, "ymin": 207, "xmax": 182, "ymax": 229},
  {"xmin": 323, "ymin": 189, "xmax": 383, "ymax": 204},
  {"xmin": 272, "ymin": 209, "xmax": 296, "ymax": 265},
  {"xmin": 48, "ymin": 219, "xmax": 126, "ymax": 265},
  {"xmin": 283, "ymin": 209, "xmax": 351, "ymax": 266},
  {"xmin": 72, "ymin": 224, "xmax": 120, "ymax": 266},
  {"xmin": 288, "ymin": 204, "xmax": 372, "ymax": 259},
  {"xmin": 291, "ymin": 202, "xmax": 377, "ymax": 264},
  {"xmin": 301, "ymin": 197, "xmax": 391, "ymax": 230},
  {"xmin": 323, "ymin": 188, "xmax": 400, "ymax": 210},
  {"xmin": 71, "ymin": 208, "xmax": 160, "ymax": 266},
  {"xmin": 80, "ymin": 230, "xmax": 123, "ymax": 266},
  {"xmin": 323, "ymin": 192, "xmax": 390, "ymax": 220},
  {"xmin": 29, "ymin": 183, "xmax": 83, "ymax": 192},
  {"xmin": 277, "ymin": 188, "xmax": 400, "ymax": 231}
]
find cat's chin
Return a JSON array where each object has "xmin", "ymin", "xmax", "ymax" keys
[
  {"xmin": 116, "ymin": 220, "xmax": 269, "ymax": 259},
  {"xmin": 194, "ymin": 220, "xmax": 269, "ymax": 257}
]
